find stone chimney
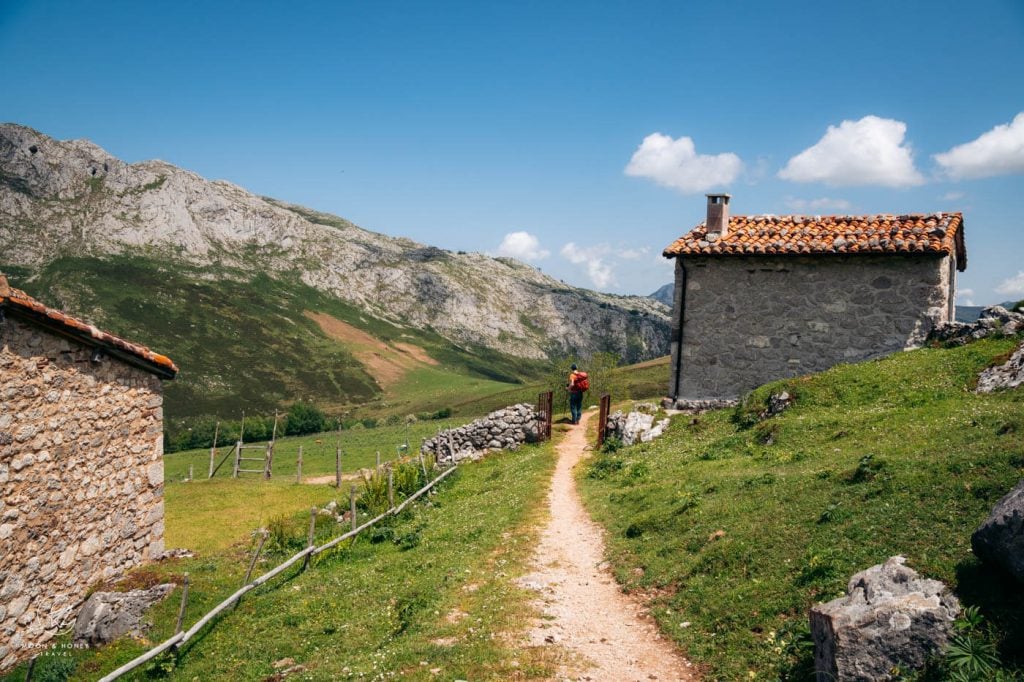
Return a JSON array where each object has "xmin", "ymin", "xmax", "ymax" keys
[{"xmin": 705, "ymin": 193, "xmax": 731, "ymax": 240}]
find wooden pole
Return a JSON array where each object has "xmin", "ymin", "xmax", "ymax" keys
[
  {"xmin": 232, "ymin": 441, "xmax": 242, "ymax": 478},
  {"xmin": 335, "ymin": 446, "xmax": 341, "ymax": 488},
  {"xmin": 375, "ymin": 450, "xmax": 381, "ymax": 473},
  {"xmin": 208, "ymin": 421, "xmax": 219, "ymax": 478},
  {"xmin": 244, "ymin": 531, "xmax": 269, "ymax": 584},
  {"xmin": 174, "ymin": 574, "xmax": 190, "ymax": 634},
  {"xmin": 350, "ymin": 484, "xmax": 357, "ymax": 533},
  {"xmin": 239, "ymin": 410, "xmax": 246, "ymax": 444},
  {"xmin": 302, "ymin": 507, "xmax": 316, "ymax": 570},
  {"xmin": 387, "ymin": 466, "xmax": 394, "ymax": 510},
  {"xmin": 296, "ymin": 445, "xmax": 303, "ymax": 484},
  {"xmin": 419, "ymin": 452, "xmax": 428, "ymax": 481},
  {"xmin": 271, "ymin": 411, "xmax": 279, "ymax": 442}
]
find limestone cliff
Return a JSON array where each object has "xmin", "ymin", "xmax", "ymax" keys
[{"xmin": 0, "ymin": 123, "xmax": 668, "ymax": 363}]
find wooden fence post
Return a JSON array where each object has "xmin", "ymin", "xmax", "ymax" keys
[
  {"xmin": 244, "ymin": 531, "xmax": 269, "ymax": 584},
  {"xmin": 208, "ymin": 421, "xmax": 219, "ymax": 478},
  {"xmin": 232, "ymin": 440, "xmax": 242, "ymax": 478},
  {"xmin": 302, "ymin": 507, "xmax": 316, "ymax": 570},
  {"xmin": 597, "ymin": 393, "xmax": 611, "ymax": 448},
  {"xmin": 418, "ymin": 452, "xmax": 428, "ymax": 481},
  {"xmin": 375, "ymin": 450, "xmax": 381, "ymax": 473},
  {"xmin": 350, "ymin": 485, "xmax": 357, "ymax": 532},
  {"xmin": 335, "ymin": 446, "xmax": 341, "ymax": 489},
  {"xmin": 387, "ymin": 466, "xmax": 394, "ymax": 510},
  {"xmin": 174, "ymin": 574, "xmax": 190, "ymax": 634},
  {"xmin": 296, "ymin": 445, "xmax": 303, "ymax": 484}
]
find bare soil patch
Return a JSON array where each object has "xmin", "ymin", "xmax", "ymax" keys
[
  {"xmin": 304, "ymin": 311, "xmax": 436, "ymax": 389},
  {"xmin": 519, "ymin": 411, "xmax": 696, "ymax": 681}
]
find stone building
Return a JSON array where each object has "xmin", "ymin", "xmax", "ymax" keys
[
  {"xmin": 0, "ymin": 274, "xmax": 176, "ymax": 670},
  {"xmin": 663, "ymin": 195, "xmax": 966, "ymax": 408}
]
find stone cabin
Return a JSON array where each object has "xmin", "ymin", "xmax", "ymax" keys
[
  {"xmin": 663, "ymin": 195, "xmax": 966, "ymax": 408},
  {"xmin": 0, "ymin": 274, "xmax": 176, "ymax": 671}
]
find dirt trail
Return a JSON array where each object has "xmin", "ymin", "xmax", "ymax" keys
[{"xmin": 520, "ymin": 411, "xmax": 696, "ymax": 681}]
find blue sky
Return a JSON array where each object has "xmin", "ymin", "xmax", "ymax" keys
[{"xmin": 2, "ymin": 0, "xmax": 1023, "ymax": 302}]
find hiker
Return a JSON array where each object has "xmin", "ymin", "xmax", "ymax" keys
[{"xmin": 567, "ymin": 364, "xmax": 588, "ymax": 424}]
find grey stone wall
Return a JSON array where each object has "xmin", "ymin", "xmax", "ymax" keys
[
  {"xmin": 0, "ymin": 316, "xmax": 165, "ymax": 671},
  {"xmin": 421, "ymin": 403, "xmax": 540, "ymax": 464},
  {"xmin": 668, "ymin": 254, "xmax": 954, "ymax": 402}
]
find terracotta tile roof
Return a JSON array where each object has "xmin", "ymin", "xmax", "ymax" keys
[
  {"xmin": 663, "ymin": 212, "xmax": 966, "ymax": 271},
  {"xmin": 0, "ymin": 274, "xmax": 178, "ymax": 378}
]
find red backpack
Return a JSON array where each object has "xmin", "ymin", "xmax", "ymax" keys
[{"xmin": 572, "ymin": 371, "xmax": 590, "ymax": 392}]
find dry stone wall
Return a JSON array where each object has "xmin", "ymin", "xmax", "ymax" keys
[
  {"xmin": 669, "ymin": 254, "xmax": 954, "ymax": 403},
  {"xmin": 0, "ymin": 316, "xmax": 165, "ymax": 671},
  {"xmin": 421, "ymin": 404, "xmax": 540, "ymax": 464}
]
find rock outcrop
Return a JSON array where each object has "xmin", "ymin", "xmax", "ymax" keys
[
  {"xmin": 421, "ymin": 404, "xmax": 541, "ymax": 464},
  {"xmin": 0, "ymin": 124, "xmax": 670, "ymax": 364},
  {"xmin": 971, "ymin": 479, "xmax": 1024, "ymax": 583},
  {"xmin": 72, "ymin": 584, "xmax": 174, "ymax": 646},
  {"xmin": 930, "ymin": 305, "xmax": 1024, "ymax": 346},
  {"xmin": 605, "ymin": 406, "xmax": 670, "ymax": 446},
  {"xmin": 976, "ymin": 340, "xmax": 1024, "ymax": 393},
  {"xmin": 810, "ymin": 556, "xmax": 960, "ymax": 681}
]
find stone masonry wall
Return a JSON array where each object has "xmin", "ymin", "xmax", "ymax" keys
[
  {"xmin": 669, "ymin": 254, "xmax": 954, "ymax": 402},
  {"xmin": 0, "ymin": 315, "xmax": 165, "ymax": 670},
  {"xmin": 421, "ymin": 403, "xmax": 540, "ymax": 464}
]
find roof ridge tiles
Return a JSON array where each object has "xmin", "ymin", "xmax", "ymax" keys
[{"xmin": 0, "ymin": 277, "xmax": 178, "ymax": 376}]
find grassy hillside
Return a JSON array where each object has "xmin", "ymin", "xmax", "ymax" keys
[
  {"xmin": 1, "ymin": 256, "xmax": 542, "ymax": 420},
  {"xmin": 579, "ymin": 337, "xmax": 1024, "ymax": 679}
]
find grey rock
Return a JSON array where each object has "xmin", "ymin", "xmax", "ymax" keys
[
  {"xmin": 73, "ymin": 583, "xmax": 175, "ymax": 646},
  {"xmin": 971, "ymin": 479, "xmax": 1024, "ymax": 582},
  {"xmin": 810, "ymin": 556, "xmax": 960, "ymax": 681},
  {"xmin": 605, "ymin": 409, "xmax": 670, "ymax": 446},
  {"xmin": 975, "ymin": 341, "xmax": 1024, "ymax": 394},
  {"xmin": 761, "ymin": 391, "xmax": 793, "ymax": 419},
  {"xmin": 930, "ymin": 306, "xmax": 1024, "ymax": 346}
]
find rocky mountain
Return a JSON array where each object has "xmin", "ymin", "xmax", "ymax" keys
[
  {"xmin": 649, "ymin": 283, "xmax": 674, "ymax": 307},
  {"xmin": 0, "ymin": 124, "xmax": 670, "ymax": 416}
]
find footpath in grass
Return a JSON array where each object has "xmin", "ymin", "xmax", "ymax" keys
[
  {"xmin": 578, "ymin": 337, "xmax": 1024, "ymax": 680},
  {"xmin": 6, "ymin": 442, "xmax": 559, "ymax": 681}
]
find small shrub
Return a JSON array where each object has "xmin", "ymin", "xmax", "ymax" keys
[
  {"xmin": 266, "ymin": 514, "xmax": 302, "ymax": 553},
  {"xmin": 844, "ymin": 454, "xmax": 888, "ymax": 484},
  {"xmin": 588, "ymin": 454, "xmax": 624, "ymax": 479},
  {"xmin": 601, "ymin": 435, "xmax": 623, "ymax": 453},
  {"xmin": 33, "ymin": 656, "xmax": 77, "ymax": 682}
]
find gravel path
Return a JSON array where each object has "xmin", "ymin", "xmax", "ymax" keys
[{"xmin": 519, "ymin": 411, "xmax": 696, "ymax": 681}]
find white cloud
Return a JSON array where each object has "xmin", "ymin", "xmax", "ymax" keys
[
  {"xmin": 779, "ymin": 115, "xmax": 924, "ymax": 187},
  {"xmin": 784, "ymin": 197, "xmax": 852, "ymax": 212},
  {"xmin": 625, "ymin": 133, "xmax": 742, "ymax": 194},
  {"xmin": 934, "ymin": 112, "xmax": 1024, "ymax": 180},
  {"xmin": 940, "ymin": 191, "xmax": 965, "ymax": 201},
  {"xmin": 956, "ymin": 288, "xmax": 976, "ymax": 306},
  {"xmin": 995, "ymin": 272, "xmax": 1024, "ymax": 297},
  {"xmin": 495, "ymin": 231, "xmax": 549, "ymax": 261},
  {"xmin": 561, "ymin": 242, "xmax": 616, "ymax": 288},
  {"xmin": 619, "ymin": 247, "xmax": 650, "ymax": 260}
]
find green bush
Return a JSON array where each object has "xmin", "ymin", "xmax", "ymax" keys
[{"xmin": 285, "ymin": 402, "xmax": 326, "ymax": 436}]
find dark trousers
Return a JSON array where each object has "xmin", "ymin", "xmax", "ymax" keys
[{"xmin": 569, "ymin": 391, "xmax": 583, "ymax": 424}]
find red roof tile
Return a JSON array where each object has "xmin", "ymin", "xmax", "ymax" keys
[
  {"xmin": 663, "ymin": 213, "xmax": 966, "ymax": 271},
  {"xmin": 0, "ymin": 274, "xmax": 178, "ymax": 377}
]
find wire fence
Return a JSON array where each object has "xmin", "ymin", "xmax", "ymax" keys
[{"xmin": 96, "ymin": 464, "xmax": 459, "ymax": 682}]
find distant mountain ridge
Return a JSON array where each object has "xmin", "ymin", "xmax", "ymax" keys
[{"xmin": 0, "ymin": 124, "xmax": 670, "ymax": 416}]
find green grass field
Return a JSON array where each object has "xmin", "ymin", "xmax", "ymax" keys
[
  {"xmin": 4, "ymin": 441, "xmax": 560, "ymax": 681},
  {"xmin": 578, "ymin": 337, "xmax": 1024, "ymax": 679}
]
